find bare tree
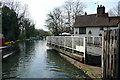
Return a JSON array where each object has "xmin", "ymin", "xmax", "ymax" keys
[
  {"xmin": 63, "ymin": 0, "xmax": 85, "ymax": 29},
  {"xmin": 118, "ymin": 1, "xmax": 120, "ymax": 16},
  {"xmin": 46, "ymin": 8, "xmax": 64, "ymax": 35},
  {"xmin": 1, "ymin": 0, "xmax": 29, "ymax": 18},
  {"xmin": 45, "ymin": 0, "xmax": 85, "ymax": 35},
  {"xmin": 108, "ymin": 1, "xmax": 120, "ymax": 16}
]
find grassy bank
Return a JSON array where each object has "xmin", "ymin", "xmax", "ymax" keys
[{"xmin": 4, "ymin": 39, "xmax": 30, "ymax": 46}]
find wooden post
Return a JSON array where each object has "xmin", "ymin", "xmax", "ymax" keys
[
  {"xmin": 103, "ymin": 25, "xmax": 120, "ymax": 79},
  {"xmin": 102, "ymin": 33, "xmax": 104, "ymax": 78},
  {"xmin": 116, "ymin": 23, "xmax": 120, "ymax": 78}
]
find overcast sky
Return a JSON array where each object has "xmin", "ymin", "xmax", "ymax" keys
[{"xmin": 17, "ymin": 0, "xmax": 119, "ymax": 31}]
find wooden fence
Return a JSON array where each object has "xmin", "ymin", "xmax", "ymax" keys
[{"xmin": 103, "ymin": 28, "xmax": 120, "ymax": 78}]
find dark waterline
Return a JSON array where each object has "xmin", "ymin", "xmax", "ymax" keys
[{"xmin": 2, "ymin": 40, "xmax": 88, "ymax": 78}]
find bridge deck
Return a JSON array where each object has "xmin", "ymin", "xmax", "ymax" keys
[{"xmin": 87, "ymin": 46, "xmax": 102, "ymax": 56}]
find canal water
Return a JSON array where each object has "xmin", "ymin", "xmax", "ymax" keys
[{"xmin": 2, "ymin": 40, "xmax": 88, "ymax": 78}]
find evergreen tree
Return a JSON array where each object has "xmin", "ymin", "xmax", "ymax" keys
[{"xmin": 2, "ymin": 6, "xmax": 20, "ymax": 41}]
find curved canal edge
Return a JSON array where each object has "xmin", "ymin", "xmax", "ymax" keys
[{"xmin": 48, "ymin": 45, "xmax": 102, "ymax": 78}]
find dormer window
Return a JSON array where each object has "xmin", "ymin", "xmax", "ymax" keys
[
  {"xmin": 100, "ymin": 27, "xmax": 104, "ymax": 30},
  {"xmin": 99, "ymin": 33, "xmax": 102, "ymax": 36},
  {"xmin": 76, "ymin": 31, "xmax": 77, "ymax": 34},
  {"xmin": 88, "ymin": 30, "xmax": 92, "ymax": 34}
]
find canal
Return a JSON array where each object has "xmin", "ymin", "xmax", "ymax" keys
[{"xmin": 2, "ymin": 40, "xmax": 88, "ymax": 78}]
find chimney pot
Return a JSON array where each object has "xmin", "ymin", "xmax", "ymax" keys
[
  {"xmin": 98, "ymin": 5, "xmax": 99, "ymax": 7},
  {"xmin": 85, "ymin": 12, "xmax": 87, "ymax": 15}
]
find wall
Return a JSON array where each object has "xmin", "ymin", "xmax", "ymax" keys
[
  {"xmin": 74, "ymin": 26, "xmax": 119, "ymax": 36},
  {"xmin": 74, "ymin": 27, "xmax": 101, "ymax": 36},
  {"xmin": 74, "ymin": 28, "xmax": 79, "ymax": 36},
  {"xmin": 86, "ymin": 27, "xmax": 101, "ymax": 36}
]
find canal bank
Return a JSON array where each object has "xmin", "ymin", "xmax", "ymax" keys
[{"xmin": 47, "ymin": 43, "xmax": 102, "ymax": 78}]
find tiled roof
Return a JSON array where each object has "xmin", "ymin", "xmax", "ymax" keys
[{"xmin": 74, "ymin": 14, "xmax": 120, "ymax": 28}]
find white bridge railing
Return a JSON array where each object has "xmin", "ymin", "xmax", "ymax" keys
[
  {"xmin": 47, "ymin": 36, "xmax": 102, "ymax": 57},
  {"xmin": 86, "ymin": 36, "xmax": 102, "ymax": 46}
]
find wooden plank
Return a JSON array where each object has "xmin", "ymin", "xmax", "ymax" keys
[
  {"xmin": 116, "ymin": 27, "xmax": 120, "ymax": 78},
  {"xmin": 103, "ymin": 29, "xmax": 120, "ymax": 78},
  {"xmin": 102, "ymin": 30, "xmax": 106, "ymax": 77}
]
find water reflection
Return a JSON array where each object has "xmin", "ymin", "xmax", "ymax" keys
[
  {"xmin": 2, "ymin": 40, "xmax": 88, "ymax": 78},
  {"xmin": 46, "ymin": 49, "xmax": 87, "ymax": 78}
]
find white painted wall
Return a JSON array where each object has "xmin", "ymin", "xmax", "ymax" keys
[
  {"xmin": 86, "ymin": 27, "xmax": 101, "ymax": 36},
  {"xmin": 74, "ymin": 28, "xmax": 88, "ymax": 36},
  {"xmin": 74, "ymin": 26, "xmax": 119, "ymax": 36},
  {"xmin": 74, "ymin": 27, "xmax": 101, "ymax": 36},
  {"xmin": 74, "ymin": 28, "xmax": 79, "ymax": 36}
]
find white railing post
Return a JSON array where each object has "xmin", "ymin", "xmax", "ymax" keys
[
  {"xmin": 83, "ymin": 37, "xmax": 86, "ymax": 58},
  {"xmin": 93, "ymin": 36, "xmax": 94, "ymax": 45},
  {"xmin": 84, "ymin": 37, "xmax": 87, "ymax": 63},
  {"xmin": 64, "ymin": 36, "xmax": 65, "ymax": 51}
]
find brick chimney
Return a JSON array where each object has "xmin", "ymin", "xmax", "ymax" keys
[{"xmin": 97, "ymin": 5, "xmax": 105, "ymax": 15}]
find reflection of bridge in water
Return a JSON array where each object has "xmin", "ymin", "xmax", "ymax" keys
[{"xmin": 30, "ymin": 36, "xmax": 46, "ymax": 40}]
